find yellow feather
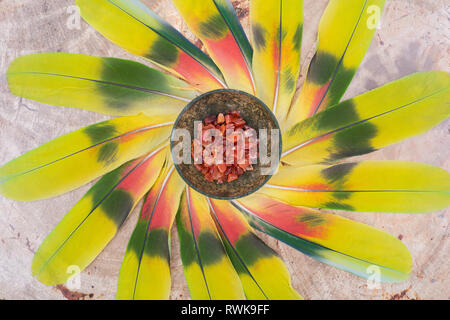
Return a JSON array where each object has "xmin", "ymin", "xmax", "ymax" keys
[
  {"xmin": 263, "ymin": 161, "xmax": 450, "ymax": 213},
  {"xmin": 7, "ymin": 53, "xmax": 196, "ymax": 117},
  {"xmin": 0, "ymin": 114, "xmax": 173, "ymax": 201}
]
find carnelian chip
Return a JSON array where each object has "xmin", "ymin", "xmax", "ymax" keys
[{"xmin": 192, "ymin": 110, "xmax": 259, "ymax": 184}]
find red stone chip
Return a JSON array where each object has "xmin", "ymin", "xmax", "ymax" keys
[{"xmin": 192, "ymin": 111, "xmax": 259, "ymax": 184}]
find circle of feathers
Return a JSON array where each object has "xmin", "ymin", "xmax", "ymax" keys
[{"xmin": 1, "ymin": 0, "xmax": 449, "ymax": 300}]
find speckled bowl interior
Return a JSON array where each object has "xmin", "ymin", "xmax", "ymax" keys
[{"xmin": 170, "ymin": 89, "xmax": 281, "ymax": 199}]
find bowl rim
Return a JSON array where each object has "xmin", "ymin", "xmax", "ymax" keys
[{"xmin": 170, "ymin": 88, "xmax": 282, "ymax": 200}]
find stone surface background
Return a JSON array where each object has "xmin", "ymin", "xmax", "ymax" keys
[{"xmin": 0, "ymin": 0, "xmax": 449, "ymax": 300}]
